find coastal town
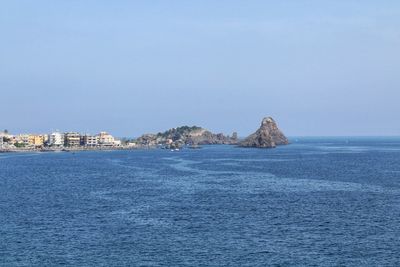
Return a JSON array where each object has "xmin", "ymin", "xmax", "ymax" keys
[{"xmin": 0, "ymin": 130, "xmax": 134, "ymax": 152}]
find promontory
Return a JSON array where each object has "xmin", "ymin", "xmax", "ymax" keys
[{"xmin": 135, "ymin": 126, "xmax": 238, "ymax": 149}]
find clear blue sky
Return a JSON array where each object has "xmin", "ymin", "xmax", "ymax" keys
[{"xmin": 1, "ymin": 0, "xmax": 399, "ymax": 137}]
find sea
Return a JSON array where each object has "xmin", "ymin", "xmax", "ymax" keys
[{"xmin": 1, "ymin": 137, "xmax": 400, "ymax": 266}]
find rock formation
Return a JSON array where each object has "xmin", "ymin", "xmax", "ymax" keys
[
  {"xmin": 135, "ymin": 126, "xmax": 238, "ymax": 148},
  {"xmin": 240, "ymin": 117, "xmax": 289, "ymax": 148}
]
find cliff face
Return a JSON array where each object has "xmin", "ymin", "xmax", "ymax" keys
[{"xmin": 240, "ymin": 117, "xmax": 289, "ymax": 148}]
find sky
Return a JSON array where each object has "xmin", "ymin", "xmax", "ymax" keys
[{"xmin": 1, "ymin": 0, "xmax": 399, "ymax": 137}]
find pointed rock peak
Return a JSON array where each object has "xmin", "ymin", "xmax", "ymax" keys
[
  {"xmin": 261, "ymin": 117, "xmax": 275, "ymax": 126},
  {"xmin": 240, "ymin": 116, "xmax": 289, "ymax": 148}
]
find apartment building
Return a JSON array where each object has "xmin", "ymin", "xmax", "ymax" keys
[
  {"xmin": 48, "ymin": 132, "xmax": 64, "ymax": 146},
  {"xmin": 28, "ymin": 135, "xmax": 44, "ymax": 147},
  {"xmin": 64, "ymin": 132, "xmax": 81, "ymax": 147},
  {"xmin": 80, "ymin": 134, "xmax": 99, "ymax": 147},
  {"xmin": 98, "ymin": 132, "xmax": 115, "ymax": 146}
]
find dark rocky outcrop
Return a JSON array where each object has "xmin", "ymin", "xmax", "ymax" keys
[{"xmin": 240, "ymin": 117, "xmax": 289, "ymax": 148}]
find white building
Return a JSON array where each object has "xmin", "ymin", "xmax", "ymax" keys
[
  {"xmin": 113, "ymin": 140, "xmax": 122, "ymax": 146},
  {"xmin": 48, "ymin": 132, "xmax": 64, "ymax": 146},
  {"xmin": 98, "ymin": 132, "xmax": 115, "ymax": 146},
  {"xmin": 81, "ymin": 134, "xmax": 99, "ymax": 146},
  {"xmin": 127, "ymin": 142, "xmax": 137, "ymax": 147}
]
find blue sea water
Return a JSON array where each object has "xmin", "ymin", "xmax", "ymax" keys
[{"xmin": 1, "ymin": 137, "xmax": 400, "ymax": 266}]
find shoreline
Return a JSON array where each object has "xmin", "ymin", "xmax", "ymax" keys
[
  {"xmin": 0, "ymin": 144, "xmax": 211, "ymax": 153},
  {"xmin": 0, "ymin": 146, "xmax": 144, "ymax": 153},
  {"xmin": 0, "ymin": 144, "xmax": 239, "ymax": 153}
]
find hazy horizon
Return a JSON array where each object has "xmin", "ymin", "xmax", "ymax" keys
[{"xmin": 1, "ymin": 1, "xmax": 399, "ymax": 137}]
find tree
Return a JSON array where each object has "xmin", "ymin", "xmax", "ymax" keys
[{"xmin": 14, "ymin": 142, "xmax": 25, "ymax": 148}]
